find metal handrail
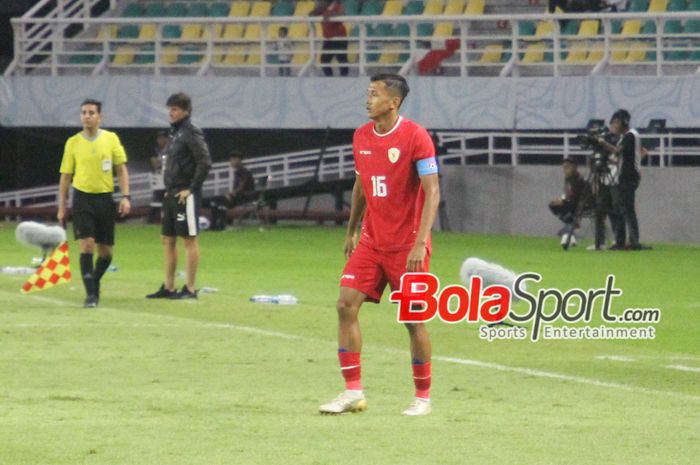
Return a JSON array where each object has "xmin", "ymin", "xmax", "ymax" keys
[{"xmin": 8, "ymin": 11, "xmax": 700, "ymax": 77}]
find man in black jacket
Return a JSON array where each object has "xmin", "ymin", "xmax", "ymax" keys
[{"xmin": 147, "ymin": 92, "xmax": 212, "ymax": 299}]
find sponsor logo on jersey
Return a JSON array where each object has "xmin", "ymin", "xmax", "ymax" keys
[
  {"xmin": 177, "ymin": 213, "xmax": 186, "ymax": 222},
  {"xmin": 388, "ymin": 147, "xmax": 400, "ymax": 163},
  {"xmin": 341, "ymin": 274, "xmax": 356, "ymax": 280},
  {"xmin": 359, "ymin": 150, "xmax": 372, "ymax": 155}
]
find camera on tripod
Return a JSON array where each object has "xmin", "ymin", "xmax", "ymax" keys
[{"xmin": 576, "ymin": 126, "xmax": 615, "ymax": 173}]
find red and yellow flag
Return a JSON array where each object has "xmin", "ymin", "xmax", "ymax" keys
[{"xmin": 21, "ymin": 241, "xmax": 72, "ymax": 293}]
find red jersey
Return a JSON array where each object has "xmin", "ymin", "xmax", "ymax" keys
[
  {"xmin": 314, "ymin": 1, "xmax": 347, "ymax": 39},
  {"xmin": 353, "ymin": 116, "xmax": 436, "ymax": 252}
]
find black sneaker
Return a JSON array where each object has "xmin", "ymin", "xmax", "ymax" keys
[
  {"xmin": 84, "ymin": 295, "xmax": 98, "ymax": 308},
  {"xmin": 169, "ymin": 285, "xmax": 198, "ymax": 300},
  {"xmin": 146, "ymin": 284, "xmax": 176, "ymax": 299}
]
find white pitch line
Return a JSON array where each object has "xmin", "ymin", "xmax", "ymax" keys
[
  {"xmin": 595, "ymin": 355, "xmax": 637, "ymax": 363},
  {"xmin": 4, "ymin": 290, "xmax": 700, "ymax": 402},
  {"xmin": 665, "ymin": 365, "xmax": 700, "ymax": 373}
]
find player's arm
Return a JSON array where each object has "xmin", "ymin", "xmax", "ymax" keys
[
  {"xmin": 344, "ymin": 174, "xmax": 365, "ymax": 259},
  {"xmin": 115, "ymin": 163, "xmax": 131, "ymax": 217},
  {"xmin": 57, "ymin": 173, "xmax": 72, "ymax": 226},
  {"xmin": 407, "ymin": 173, "xmax": 440, "ymax": 272}
]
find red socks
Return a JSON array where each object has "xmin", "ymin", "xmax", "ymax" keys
[
  {"xmin": 338, "ymin": 350, "xmax": 362, "ymax": 390},
  {"xmin": 412, "ymin": 361, "xmax": 432, "ymax": 399}
]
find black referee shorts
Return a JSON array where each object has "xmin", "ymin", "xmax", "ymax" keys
[
  {"xmin": 162, "ymin": 191, "xmax": 200, "ymax": 237},
  {"xmin": 72, "ymin": 189, "xmax": 116, "ymax": 245}
]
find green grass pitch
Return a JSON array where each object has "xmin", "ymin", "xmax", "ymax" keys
[{"xmin": 0, "ymin": 222, "xmax": 698, "ymax": 465}]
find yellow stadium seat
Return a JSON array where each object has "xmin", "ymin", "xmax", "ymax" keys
[
  {"xmin": 267, "ymin": 24, "xmax": 282, "ymax": 39},
  {"xmin": 289, "ymin": 23, "xmax": 310, "ymax": 38},
  {"xmin": 112, "ymin": 45, "xmax": 136, "ymax": 65},
  {"xmin": 565, "ymin": 42, "xmax": 589, "ymax": 63},
  {"xmin": 478, "ymin": 44, "xmax": 503, "ymax": 63},
  {"xmin": 466, "ymin": 0, "xmax": 485, "ymax": 14},
  {"xmin": 244, "ymin": 23, "xmax": 262, "ymax": 41},
  {"xmin": 383, "ymin": 0, "xmax": 403, "ymax": 15},
  {"xmin": 212, "ymin": 45, "xmax": 226, "ymax": 64},
  {"xmin": 138, "ymin": 24, "xmax": 157, "ymax": 41},
  {"xmin": 160, "ymin": 45, "xmax": 180, "ymax": 65},
  {"xmin": 444, "ymin": 0, "xmax": 466, "ymax": 14},
  {"xmin": 250, "ymin": 1, "xmax": 271, "ymax": 17},
  {"xmin": 433, "ymin": 22, "xmax": 455, "ymax": 37},
  {"xmin": 222, "ymin": 24, "xmax": 245, "ymax": 40},
  {"xmin": 348, "ymin": 42, "xmax": 359, "ymax": 63},
  {"xmin": 314, "ymin": 22, "xmax": 324, "ymax": 38},
  {"xmin": 181, "ymin": 24, "xmax": 203, "ymax": 41},
  {"xmin": 292, "ymin": 44, "xmax": 311, "ymax": 65},
  {"xmin": 246, "ymin": 45, "xmax": 261, "ymax": 65},
  {"xmin": 585, "ymin": 42, "xmax": 604, "ymax": 63},
  {"xmin": 224, "ymin": 44, "xmax": 247, "ymax": 64},
  {"xmin": 98, "ymin": 25, "xmax": 116, "ymax": 40},
  {"xmin": 648, "ymin": 0, "xmax": 668, "ymax": 12},
  {"xmin": 229, "ymin": 1, "xmax": 250, "ymax": 16},
  {"xmin": 535, "ymin": 21, "xmax": 554, "ymax": 37},
  {"xmin": 378, "ymin": 43, "xmax": 404, "ymax": 64},
  {"xmin": 294, "ymin": 1, "xmax": 315, "ymax": 16},
  {"xmin": 625, "ymin": 42, "xmax": 649, "ymax": 62},
  {"xmin": 620, "ymin": 20, "xmax": 642, "ymax": 36},
  {"xmin": 423, "ymin": 0, "xmax": 444, "ymax": 15},
  {"xmin": 522, "ymin": 42, "xmax": 545, "ymax": 63},
  {"xmin": 578, "ymin": 20, "xmax": 599, "ymax": 37}
]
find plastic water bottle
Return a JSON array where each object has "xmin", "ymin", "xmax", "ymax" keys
[
  {"xmin": 273, "ymin": 294, "xmax": 299, "ymax": 305},
  {"xmin": 200, "ymin": 287, "xmax": 218, "ymax": 294},
  {"xmin": 108, "ymin": 265, "xmax": 118, "ymax": 272},
  {"xmin": 250, "ymin": 295, "xmax": 275, "ymax": 303}
]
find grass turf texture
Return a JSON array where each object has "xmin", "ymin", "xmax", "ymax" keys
[{"xmin": 0, "ymin": 223, "xmax": 698, "ymax": 465}]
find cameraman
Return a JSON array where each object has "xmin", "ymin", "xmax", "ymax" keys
[
  {"xmin": 596, "ymin": 109, "xmax": 643, "ymax": 250},
  {"xmin": 549, "ymin": 158, "xmax": 586, "ymax": 246}
]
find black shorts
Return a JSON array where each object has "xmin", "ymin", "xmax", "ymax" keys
[
  {"xmin": 72, "ymin": 189, "xmax": 116, "ymax": 245},
  {"xmin": 161, "ymin": 191, "xmax": 200, "ymax": 237}
]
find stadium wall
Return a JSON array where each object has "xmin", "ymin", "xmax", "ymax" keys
[
  {"xmin": 2, "ymin": 76, "xmax": 700, "ymax": 129},
  {"xmin": 441, "ymin": 166, "xmax": 700, "ymax": 244}
]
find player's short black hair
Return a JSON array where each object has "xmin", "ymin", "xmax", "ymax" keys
[
  {"xmin": 370, "ymin": 73, "xmax": 410, "ymax": 107},
  {"xmin": 80, "ymin": 98, "xmax": 102, "ymax": 113},
  {"xmin": 229, "ymin": 149, "xmax": 244, "ymax": 159},
  {"xmin": 610, "ymin": 109, "xmax": 631, "ymax": 127},
  {"xmin": 166, "ymin": 92, "xmax": 192, "ymax": 115},
  {"xmin": 279, "ymin": 26, "xmax": 288, "ymax": 34}
]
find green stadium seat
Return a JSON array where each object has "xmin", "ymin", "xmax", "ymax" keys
[
  {"xmin": 665, "ymin": 49, "xmax": 688, "ymax": 60},
  {"xmin": 395, "ymin": 24, "xmax": 410, "ymax": 37},
  {"xmin": 178, "ymin": 44, "xmax": 203, "ymax": 64},
  {"xmin": 360, "ymin": 0, "xmax": 383, "ymax": 15},
  {"xmin": 341, "ymin": 0, "xmax": 360, "ymax": 15},
  {"xmin": 144, "ymin": 3, "xmax": 166, "ymax": 17},
  {"xmin": 562, "ymin": 20, "xmax": 580, "ymax": 36},
  {"xmin": 404, "ymin": 1, "xmax": 424, "ymax": 15},
  {"xmin": 122, "ymin": 3, "xmax": 143, "ymax": 17},
  {"xmin": 663, "ymin": 20, "xmax": 682, "ymax": 34},
  {"xmin": 689, "ymin": 0, "xmax": 700, "ymax": 9},
  {"xmin": 686, "ymin": 19, "xmax": 700, "ymax": 32},
  {"xmin": 518, "ymin": 22, "xmax": 536, "ymax": 36},
  {"xmin": 163, "ymin": 25, "xmax": 182, "ymax": 39},
  {"xmin": 629, "ymin": 0, "xmax": 649, "ymax": 11},
  {"xmin": 117, "ymin": 25, "xmax": 139, "ymax": 39},
  {"xmin": 642, "ymin": 21, "xmax": 656, "ymax": 34},
  {"xmin": 209, "ymin": 3, "xmax": 230, "ymax": 17},
  {"xmin": 271, "ymin": 1, "xmax": 295, "ymax": 16},
  {"xmin": 188, "ymin": 3, "xmax": 209, "ymax": 17},
  {"xmin": 134, "ymin": 45, "xmax": 155, "ymax": 64},
  {"xmin": 417, "ymin": 23, "xmax": 434, "ymax": 37},
  {"xmin": 166, "ymin": 3, "xmax": 188, "ymax": 17},
  {"xmin": 667, "ymin": 0, "xmax": 686, "ymax": 10},
  {"xmin": 689, "ymin": 49, "xmax": 700, "ymax": 60}
]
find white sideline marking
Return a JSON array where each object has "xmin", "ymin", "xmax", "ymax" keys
[
  {"xmin": 665, "ymin": 365, "xmax": 700, "ymax": 373},
  {"xmin": 3, "ymin": 290, "xmax": 699, "ymax": 402},
  {"xmin": 595, "ymin": 355, "xmax": 637, "ymax": 363}
]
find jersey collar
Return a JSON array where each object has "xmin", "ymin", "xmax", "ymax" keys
[{"xmin": 373, "ymin": 116, "xmax": 403, "ymax": 138}]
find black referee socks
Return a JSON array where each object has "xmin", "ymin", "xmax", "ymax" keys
[
  {"xmin": 80, "ymin": 253, "xmax": 96, "ymax": 297},
  {"xmin": 95, "ymin": 255, "xmax": 112, "ymax": 282}
]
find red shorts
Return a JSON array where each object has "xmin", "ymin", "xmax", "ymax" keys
[{"xmin": 340, "ymin": 241, "xmax": 431, "ymax": 303}]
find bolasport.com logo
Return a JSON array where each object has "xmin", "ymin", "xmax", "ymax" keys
[{"xmin": 389, "ymin": 272, "xmax": 660, "ymax": 342}]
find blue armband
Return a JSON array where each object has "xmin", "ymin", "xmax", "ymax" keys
[{"xmin": 416, "ymin": 157, "xmax": 439, "ymax": 176}]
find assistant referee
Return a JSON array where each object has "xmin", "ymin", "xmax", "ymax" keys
[{"xmin": 57, "ymin": 99, "xmax": 131, "ymax": 308}]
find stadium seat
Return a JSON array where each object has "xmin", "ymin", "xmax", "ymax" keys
[
  {"xmin": 271, "ymin": 1, "xmax": 294, "ymax": 16},
  {"xmin": 578, "ymin": 20, "xmax": 599, "ymax": 37},
  {"xmin": 585, "ymin": 42, "xmax": 604, "ymax": 63},
  {"xmin": 288, "ymin": 1, "xmax": 315, "ymax": 39},
  {"xmin": 647, "ymin": 0, "xmax": 669, "ymax": 11},
  {"xmin": 518, "ymin": 22, "xmax": 536, "ymax": 36},
  {"xmin": 162, "ymin": 25, "xmax": 182, "ymax": 40},
  {"xmin": 465, "ymin": 0, "xmax": 485, "ymax": 14},
  {"xmin": 478, "ymin": 44, "xmax": 503, "ymax": 63},
  {"xmin": 565, "ymin": 42, "xmax": 590, "ymax": 63},
  {"xmin": 246, "ymin": 45, "xmax": 261, "ymax": 65},
  {"xmin": 166, "ymin": 3, "xmax": 188, "ymax": 17},
  {"xmin": 209, "ymin": 3, "xmax": 230, "ymax": 17},
  {"xmin": 382, "ymin": 0, "xmax": 403, "ymax": 16},
  {"xmin": 292, "ymin": 43, "xmax": 311, "ymax": 65},
  {"xmin": 418, "ymin": 0, "xmax": 443, "ymax": 36},
  {"xmin": 404, "ymin": 1, "xmax": 424, "ymax": 15},
  {"xmin": 629, "ymin": 0, "xmax": 650, "ymax": 11},
  {"xmin": 612, "ymin": 21, "xmax": 642, "ymax": 61},
  {"xmin": 181, "ymin": 5, "xmax": 208, "ymax": 41},
  {"xmin": 642, "ymin": 21, "xmax": 656, "ymax": 34},
  {"xmin": 667, "ymin": 0, "xmax": 687, "ymax": 9},
  {"xmin": 360, "ymin": 0, "xmax": 384, "ymax": 15},
  {"xmin": 342, "ymin": 0, "xmax": 360, "ymax": 15},
  {"xmin": 562, "ymin": 20, "xmax": 580, "ymax": 36},
  {"xmin": 224, "ymin": 44, "xmax": 247, "ymax": 64},
  {"xmin": 144, "ymin": 3, "xmax": 166, "ymax": 17},
  {"xmin": 522, "ymin": 42, "xmax": 546, "ymax": 63},
  {"xmin": 625, "ymin": 42, "xmax": 650, "ymax": 62},
  {"xmin": 117, "ymin": 25, "xmax": 140, "ymax": 39},
  {"xmin": 378, "ymin": 43, "xmax": 405, "ymax": 64},
  {"xmin": 535, "ymin": 21, "xmax": 554, "ymax": 37},
  {"xmin": 229, "ymin": 1, "xmax": 251, "ymax": 16},
  {"xmin": 134, "ymin": 45, "xmax": 155, "ymax": 64},
  {"xmin": 689, "ymin": 0, "xmax": 700, "ymax": 8},
  {"xmin": 138, "ymin": 24, "xmax": 157, "ymax": 41},
  {"xmin": 179, "ymin": 44, "xmax": 204, "ymax": 64},
  {"xmin": 250, "ymin": 1, "xmax": 272, "ymax": 17},
  {"xmin": 663, "ymin": 20, "xmax": 683, "ymax": 34},
  {"xmin": 112, "ymin": 45, "xmax": 136, "ymax": 65},
  {"xmin": 160, "ymin": 45, "xmax": 180, "ymax": 65},
  {"xmin": 122, "ymin": 3, "xmax": 143, "ymax": 18},
  {"xmin": 97, "ymin": 25, "xmax": 116, "ymax": 40},
  {"xmin": 433, "ymin": 0, "xmax": 464, "ymax": 37}
]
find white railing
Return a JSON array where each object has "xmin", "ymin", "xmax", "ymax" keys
[
  {"xmin": 436, "ymin": 131, "xmax": 700, "ymax": 166},
  {"xmin": 0, "ymin": 143, "xmax": 355, "ymax": 210},
  {"xmin": 7, "ymin": 11, "xmax": 700, "ymax": 77}
]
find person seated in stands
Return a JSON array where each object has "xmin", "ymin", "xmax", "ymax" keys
[
  {"xmin": 549, "ymin": 158, "xmax": 587, "ymax": 246},
  {"xmin": 208, "ymin": 151, "xmax": 256, "ymax": 231}
]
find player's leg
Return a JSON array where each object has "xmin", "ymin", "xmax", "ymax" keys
[
  {"xmin": 181, "ymin": 236, "xmax": 199, "ymax": 296},
  {"xmin": 319, "ymin": 286, "xmax": 368, "ymax": 414},
  {"xmin": 78, "ymin": 236, "xmax": 98, "ymax": 308},
  {"xmin": 93, "ymin": 243, "xmax": 113, "ymax": 303},
  {"xmin": 169, "ymin": 192, "xmax": 199, "ymax": 299},
  {"xmin": 92, "ymin": 194, "xmax": 116, "ymax": 304},
  {"xmin": 147, "ymin": 194, "xmax": 177, "ymax": 298},
  {"xmin": 320, "ymin": 40, "xmax": 333, "ymax": 76},
  {"xmin": 73, "ymin": 191, "xmax": 99, "ymax": 307}
]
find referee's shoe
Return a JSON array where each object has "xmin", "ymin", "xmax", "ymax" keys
[
  {"xmin": 169, "ymin": 285, "xmax": 197, "ymax": 300},
  {"xmin": 146, "ymin": 284, "xmax": 176, "ymax": 299}
]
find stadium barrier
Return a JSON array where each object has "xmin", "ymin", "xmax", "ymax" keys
[{"xmin": 7, "ymin": 11, "xmax": 700, "ymax": 77}]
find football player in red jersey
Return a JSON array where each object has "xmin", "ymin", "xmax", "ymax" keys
[{"xmin": 319, "ymin": 74, "xmax": 440, "ymax": 416}]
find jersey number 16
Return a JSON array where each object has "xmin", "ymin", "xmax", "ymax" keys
[{"xmin": 371, "ymin": 175, "xmax": 387, "ymax": 197}]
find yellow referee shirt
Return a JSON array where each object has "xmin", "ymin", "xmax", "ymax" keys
[{"xmin": 59, "ymin": 129, "xmax": 127, "ymax": 193}]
